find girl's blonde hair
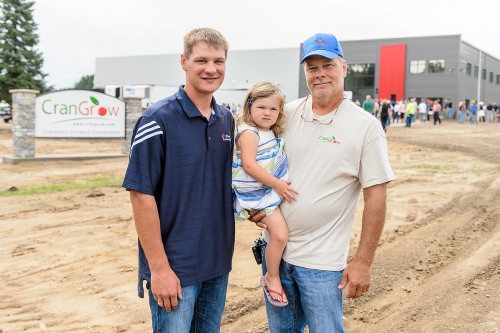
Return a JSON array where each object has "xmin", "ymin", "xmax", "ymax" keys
[{"xmin": 237, "ymin": 82, "xmax": 286, "ymax": 135}]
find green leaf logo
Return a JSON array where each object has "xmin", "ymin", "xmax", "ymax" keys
[{"xmin": 90, "ymin": 96, "xmax": 99, "ymax": 105}]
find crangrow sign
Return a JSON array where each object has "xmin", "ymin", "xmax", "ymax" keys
[{"xmin": 35, "ymin": 90, "xmax": 126, "ymax": 138}]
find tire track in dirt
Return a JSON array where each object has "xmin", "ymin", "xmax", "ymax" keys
[
  {"xmin": 344, "ymin": 162, "xmax": 499, "ymax": 331},
  {"xmin": 345, "ymin": 202, "xmax": 499, "ymax": 332}
]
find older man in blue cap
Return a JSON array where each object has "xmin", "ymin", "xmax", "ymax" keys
[{"xmin": 250, "ymin": 33, "xmax": 395, "ymax": 332}]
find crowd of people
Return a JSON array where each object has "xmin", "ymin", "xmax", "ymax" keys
[
  {"xmin": 222, "ymin": 102, "xmax": 242, "ymax": 117},
  {"xmin": 360, "ymin": 95, "xmax": 500, "ymax": 131},
  {"xmin": 457, "ymin": 100, "xmax": 499, "ymax": 124}
]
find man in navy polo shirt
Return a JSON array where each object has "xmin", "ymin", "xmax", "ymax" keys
[{"xmin": 122, "ymin": 27, "xmax": 235, "ymax": 332}]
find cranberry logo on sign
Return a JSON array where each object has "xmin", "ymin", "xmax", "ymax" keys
[
  {"xmin": 90, "ymin": 96, "xmax": 108, "ymax": 116},
  {"xmin": 40, "ymin": 95, "xmax": 121, "ymax": 117}
]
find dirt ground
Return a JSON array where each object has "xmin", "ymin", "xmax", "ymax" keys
[{"xmin": 0, "ymin": 119, "xmax": 498, "ymax": 333}]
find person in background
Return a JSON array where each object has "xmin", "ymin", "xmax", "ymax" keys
[
  {"xmin": 399, "ymin": 99, "xmax": 406, "ymax": 122},
  {"xmin": 122, "ymin": 27, "xmax": 235, "ymax": 332},
  {"xmin": 392, "ymin": 100, "xmax": 401, "ymax": 123},
  {"xmin": 362, "ymin": 95, "xmax": 374, "ymax": 115},
  {"xmin": 232, "ymin": 82, "xmax": 299, "ymax": 307},
  {"xmin": 477, "ymin": 102, "xmax": 486, "ymax": 123},
  {"xmin": 427, "ymin": 99, "xmax": 434, "ymax": 122},
  {"xmin": 373, "ymin": 98, "xmax": 380, "ymax": 118},
  {"xmin": 234, "ymin": 103, "xmax": 242, "ymax": 116},
  {"xmin": 485, "ymin": 102, "xmax": 495, "ymax": 123},
  {"xmin": 250, "ymin": 32, "xmax": 395, "ymax": 332},
  {"xmin": 418, "ymin": 98, "xmax": 428, "ymax": 122},
  {"xmin": 380, "ymin": 99, "xmax": 390, "ymax": 132},
  {"xmin": 444, "ymin": 98, "xmax": 454, "ymax": 120},
  {"xmin": 458, "ymin": 100, "xmax": 466, "ymax": 124},
  {"xmin": 469, "ymin": 100, "xmax": 478, "ymax": 124},
  {"xmin": 433, "ymin": 99, "xmax": 442, "ymax": 125},
  {"xmin": 405, "ymin": 98, "xmax": 416, "ymax": 127}
]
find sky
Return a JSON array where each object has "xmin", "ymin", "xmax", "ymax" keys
[{"xmin": 31, "ymin": 0, "xmax": 499, "ymax": 89}]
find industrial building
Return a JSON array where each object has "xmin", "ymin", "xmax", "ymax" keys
[{"xmin": 94, "ymin": 34, "xmax": 500, "ymax": 109}]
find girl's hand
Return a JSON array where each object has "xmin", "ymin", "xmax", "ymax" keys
[{"xmin": 273, "ymin": 179, "xmax": 299, "ymax": 203}]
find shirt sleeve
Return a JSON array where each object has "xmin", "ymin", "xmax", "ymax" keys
[
  {"xmin": 122, "ymin": 115, "xmax": 165, "ymax": 195},
  {"xmin": 359, "ymin": 126, "xmax": 396, "ymax": 188}
]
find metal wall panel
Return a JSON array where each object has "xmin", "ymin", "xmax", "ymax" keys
[{"xmin": 458, "ymin": 41, "xmax": 500, "ymax": 104}]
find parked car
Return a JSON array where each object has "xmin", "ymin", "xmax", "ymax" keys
[{"xmin": 0, "ymin": 106, "xmax": 12, "ymax": 123}]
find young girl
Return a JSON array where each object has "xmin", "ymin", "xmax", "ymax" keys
[{"xmin": 232, "ymin": 82, "xmax": 298, "ymax": 307}]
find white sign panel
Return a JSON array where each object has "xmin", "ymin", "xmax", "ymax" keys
[{"xmin": 35, "ymin": 90, "xmax": 126, "ymax": 138}]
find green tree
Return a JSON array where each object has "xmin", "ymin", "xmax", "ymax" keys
[
  {"xmin": 73, "ymin": 74, "xmax": 94, "ymax": 90},
  {"xmin": 0, "ymin": 0, "xmax": 49, "ymax": 104}
]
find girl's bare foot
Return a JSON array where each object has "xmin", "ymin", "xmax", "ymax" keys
[{"xmin": 265, "ymin": 273, "xmax": 288, "ymax": 303}]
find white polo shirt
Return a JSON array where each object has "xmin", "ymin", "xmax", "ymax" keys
[{"xmin": 265, "ymin": 97, "xmax": 395, "ymax": 271}]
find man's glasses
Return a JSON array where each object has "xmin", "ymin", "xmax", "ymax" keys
[
  {"xmin": 300, "ymin": 95, "xmax": 345, "ymax": 125},
  {"xmin": 300, "ymin": 112, "xmax": 334, "ymax": 125}
]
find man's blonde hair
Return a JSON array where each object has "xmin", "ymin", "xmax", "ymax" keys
[{"xmin": 183, "ymin": 28, "xmax": 228, "ymax": 59}]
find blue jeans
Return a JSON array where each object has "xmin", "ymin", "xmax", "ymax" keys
[
  {"xmin": 405, "ymin": 114, "xmax": 414, "ymax": 127},
  {"xmin": 446, "ymin": 108, "xmax": 454, "ymax": 119},
  {"xmin": 260, "ymin": 242, "xmax": 345, "ymax": 333},
  {"xmin": 148, "ymin": 274, "xmax": 229, "ymax": 333}
]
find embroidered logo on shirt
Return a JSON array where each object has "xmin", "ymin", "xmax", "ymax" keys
[
  {"xmin": 221, "ymin": 134, "xmax": 231, "ymax": 142},
  {"xmin": 319, "ymin": 135, "xmax": 341, "ymax": 144}
]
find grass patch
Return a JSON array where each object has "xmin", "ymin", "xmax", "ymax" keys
[
  {"xmin": 405, "ymin": 163, "xmax": 459, "ymax": 173},
  {"xmin": 1, "ymin": 175, "xmax": 123, "ymax": 196}
]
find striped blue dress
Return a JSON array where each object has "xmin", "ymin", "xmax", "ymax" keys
[{"xmin": 232, "ymin": 125, "xmax": 289, "ymax": 221}]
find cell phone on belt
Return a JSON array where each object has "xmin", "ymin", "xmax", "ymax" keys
[{"xmin": 252, "ymin": 238, "xmax": 263, "ymax": 265}]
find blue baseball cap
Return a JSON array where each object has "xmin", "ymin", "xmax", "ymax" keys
[{"xmin": 301, "ymin": 33, "xmax": 344, "ymax": 63}]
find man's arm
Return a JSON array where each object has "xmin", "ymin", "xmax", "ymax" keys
[
  {"xmin": 130, "ymin": 190, "xmax": 182, "ymax": 311},
  {"xmin": 338, "ymin": 182, "xmax": 387, "ymax": 298}
]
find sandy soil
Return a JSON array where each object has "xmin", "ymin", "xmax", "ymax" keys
[{"xmin": 0, "ymin": 120, "xmax": 498, "ymax": 333}]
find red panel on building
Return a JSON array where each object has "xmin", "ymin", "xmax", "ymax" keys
[{"xmin": 378, "ymin": 44, "xmax": 406, "ymax": 102}]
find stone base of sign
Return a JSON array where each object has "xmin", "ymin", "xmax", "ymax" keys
[{"xmin": 10, "ymin": 89, "xmax": 39, "ymax": 158}]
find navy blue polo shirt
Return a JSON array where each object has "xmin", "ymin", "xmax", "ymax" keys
[{"xmin": 122, "ymin": 86, "xmax": 235, "ymax": 297}]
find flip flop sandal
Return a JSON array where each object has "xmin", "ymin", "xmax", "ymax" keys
[{"xmin": 260, "ymin": 276, "xmax": 288, "ymax": 307}]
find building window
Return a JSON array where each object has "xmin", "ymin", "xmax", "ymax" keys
[
  {"xmin": 409, "ymin": 60, "xmax": 426, "ymax": 74},
  {"xmin": 474, "ymin": 66, "xmax": 479, "ymax": 78},
  {"xmin": 482, "ymin": 69, "xmax": 487, "ymax": 80},
  {"xmin": 489, "ymin": 71, "xmax": 493, "ymax": 83},
  {"xmin": 345, "ymin": 63, "xmax": 375, "ymax": 102},
  {"xmin": 428, "ymin": 60, "xmax": 445, "ymax": 73},
  {"xmin": 497, "ymin": 74, "xmax": 500, "ymax": 85},
  {"xmin": 466, "ymin": 63, "xmax": 472, "ymax": 75}
]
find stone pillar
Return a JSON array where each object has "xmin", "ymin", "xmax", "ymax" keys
[
  {"xmin": 9, "ymin": 89, "xmax": 39, "ymax": 158},
  {"xmin": 122, "ymin": 97, "xmax": 143, "ymax": 155}
]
